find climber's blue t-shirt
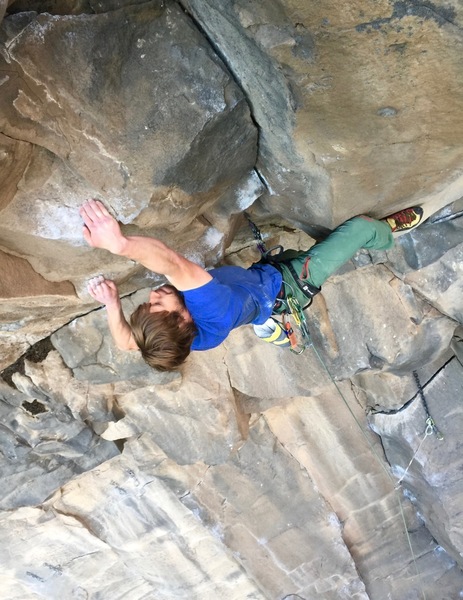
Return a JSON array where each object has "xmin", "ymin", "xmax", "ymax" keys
[{"xmin": 183, "ymin": 264, "xmax": 282, "ymax": 351}]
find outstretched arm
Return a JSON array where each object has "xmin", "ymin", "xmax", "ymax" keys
[
  {"xmin": 87, "ymin": 277, "xmax": 138, "ymax": 351},
  {"xmin": 80, "ymin": 200, "xmax": 212, "ymax": 291}
]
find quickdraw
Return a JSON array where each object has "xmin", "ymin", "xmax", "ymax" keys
[
  {"xmin": 413, "ymin": 370, "xmax": 444, "ymax": 440},
  {"xmin": 244, "ymin": 211, "xmax": 267, "ymax": 255},
  {"xmin": 285, "ymin": 295, "xmax": 312, "ymax": 354}
]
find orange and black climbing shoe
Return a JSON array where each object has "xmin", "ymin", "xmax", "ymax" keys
[{"xmin": 383, "ymin": 206, "xmax": 424, "ymax": 233}]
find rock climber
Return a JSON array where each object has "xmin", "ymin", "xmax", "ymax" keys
[{"xmin": 80, "ymin": 200, "xmax": 424, "ymax": 371}]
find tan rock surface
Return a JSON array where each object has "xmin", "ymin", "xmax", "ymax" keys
[
  {"xmin": 0, "ymin": 249, "xmax": 75, "ymax": 299},
  {"xmin": 182, "ymin": 0, "xmax": 463, "ymax": 228},
  {"xmin": 264, "ymin": 384, "xmax": 462, "ymax": 599},
  {"xmin": 2, "ymin": 210, "xmax": 459, "ymax": 597},
  {"xmin": 0, "ymin": 1, "xmax": 261, "ymax": 365}
]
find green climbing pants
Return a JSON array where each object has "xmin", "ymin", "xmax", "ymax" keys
[{"xmin": 273, "ymin": 216, "xmax": 394, "ymax": 311}]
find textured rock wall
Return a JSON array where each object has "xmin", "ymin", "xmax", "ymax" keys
[
  {"xmin": 1, "ymin": 213, "xmax": 462, "ymax": 599},
  {"xmin": 2, "ymin": 0, "xmax": 463, "ymax": 364},
  {"xmin": 0, "ymin": 0, "xmax": 262, "ymax": 368},
  {"xmin": 180, "ymin": 0, "xmax": 463, "ymax": 228},
  {"xmin": 1, "ymin": 1, "xmax": 463, "ymax": 599}
]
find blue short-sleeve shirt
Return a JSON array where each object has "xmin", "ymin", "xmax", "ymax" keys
[{"xmin": 183, "ymin": 263, "xmax": 282, "ymax": 351}]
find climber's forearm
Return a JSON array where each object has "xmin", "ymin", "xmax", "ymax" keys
[
  {"xmin": 80, "ymin": 199, "xmax": 211, "ymax": 291},
  {"xmin": 105, "ymin": 300, "xmax": 138, "ymax": 351}
]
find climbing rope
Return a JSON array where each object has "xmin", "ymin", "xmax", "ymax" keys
[
  {"xmin": 310, "ymin": 344, "xmax": 428, "ymax": 600},
  {"xmin": 391, "ymin": 371, "xmax": 443, "ymax": 488},
  {"xmin": 395, "ymin": 422, "xmax": 434, "ymax": 488},
  {"xmin": 245, "ymin": 212, "xmax": 434, "ymax": 600},
  {"xmin": 396, "ymin": 371, "xmax": 444, "ymax": 489},
  {"xmin": 391, "ymin": 371, "xmax": 444, "ymax": 488}
]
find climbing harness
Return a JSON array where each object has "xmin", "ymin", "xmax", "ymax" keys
[{"xmin": 245, "ymin": 212, "xmax": 314, "ymax": 354}]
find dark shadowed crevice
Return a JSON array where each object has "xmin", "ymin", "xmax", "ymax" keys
[
  {"xmin": 1, "ymin": 336, "xmax": 54, "ymax": 388},
  {"xmin": 369, "ymin": 354, "xmax": 457, "ymax": 416},
  {"xmin": 21, "ymin": 398, "xmax": 48, "ymax": 415}
]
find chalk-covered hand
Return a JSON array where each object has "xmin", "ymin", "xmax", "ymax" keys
[
  {"xmin": 80, "ymin": 199, "xmax": 126, "ymax": 255},
  {"xmin": 87, "ymin": 276, "xmax": 120, "ymax": 307}
]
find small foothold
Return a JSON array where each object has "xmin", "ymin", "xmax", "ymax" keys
[{"xmin": 377, "ymin": 107, "xmax": 398, "ymax": 117}]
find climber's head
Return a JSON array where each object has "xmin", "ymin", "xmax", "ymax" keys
[{"xmin": 130, "ymin": 285, "xmax": 196, "ymax": 371}]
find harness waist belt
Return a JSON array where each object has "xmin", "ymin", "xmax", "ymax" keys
[
  {"xmin": 284, "ymin": 261, "xmax": 321, "ymax": 299},
  {"xmin": 269, "ymin": 259, "xmax": 320, "ymax": 305}
]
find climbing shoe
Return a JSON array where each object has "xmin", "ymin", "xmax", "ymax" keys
[
  {"xmin": 253, "ymin": 318, "xmax": 290, "ymax": 348},
  {"xmin": 383, "ymin": 206, "xmax": 424, "ymax": 232}
]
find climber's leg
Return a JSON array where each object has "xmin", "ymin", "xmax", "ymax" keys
[{"xmin": 289, "ymin": 216, "xmax": 394, "ymax": 289}]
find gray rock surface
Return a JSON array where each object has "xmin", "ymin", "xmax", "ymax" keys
[
  {"xmin": 388, "ymin": 216, "xmax": 463, "ymax": 323},
  {"xmin": 0, "ymin": 358, "xmax": 119, "ymax": 510},
  {"xmin": 369, "ymin": 357, "xmax": 463, "ymax": 567},
  {"xmin": 1, "ymin": 1, "xmax": 463, "ymax": 598},
  {"xmin": 1, "ymin": 2, "xmax": 257, "ymax": 223},
  {"xmin": 0, "ymin": 452, "xmax": 266, "ymax": 600},
  {"xmin": 265, "ymin": 383, "xmax": 463, "ymax": 600},
  {"xmin": 2, "ymin": 211, "xmax": 461, "ymax": 598}
]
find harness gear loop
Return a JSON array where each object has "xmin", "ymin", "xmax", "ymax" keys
[{"xmin": 286, "ymin": 295, "xmax": 312, "ymax": 354}]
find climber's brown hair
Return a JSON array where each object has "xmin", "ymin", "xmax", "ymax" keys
[{"xmin": 130, "ymin": 299, "xmax": 197, "ymax": 372}]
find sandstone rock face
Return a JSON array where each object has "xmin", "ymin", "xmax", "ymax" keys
[
  {"xmin": 1, "ymin": 1, "xmax": 463, "ymax": 598},
  {"xmin": 181, "ymin": 0, "xmax": 463, "ymax": 228},
  {"xmin": 0, "ymin": 0, "xmax": 261, "ymax": 367},
  {"xmin": 1, "ymin": 456, "xmax": 266, "ymax": 600}
]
